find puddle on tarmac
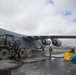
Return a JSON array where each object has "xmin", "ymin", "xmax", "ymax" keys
[
  {"xmin": 1, "ymin": 58, "xmax": 76, "ymax": 75},
  {"xmin": 0, "ymin": 49, "xmax": 76, "ymax": 75},
  {"xmin": 51, "ymin": 54, "xmax": 64, "ymax": 58}
]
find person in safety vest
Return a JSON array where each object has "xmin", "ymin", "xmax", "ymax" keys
[
  {"xmin": 64, "ymin": 47, "xmax": 75, "ymax": 61},
  {"xmin": 64, "ymin": 47, "xmax": 75, "ymax": 74}
]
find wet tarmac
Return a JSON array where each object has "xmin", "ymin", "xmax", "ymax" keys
[{"xmin": 0, "ymin": 49, "xmax": 76, "ymax": 75}]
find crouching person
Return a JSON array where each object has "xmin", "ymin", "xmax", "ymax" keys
[
  {"xmin": 64, "ymin": 47, "xmax": 75, "ymax": 61},
  {"xmin": 64, "ymin": 47, "xmax": 75, "ymax": 74}
]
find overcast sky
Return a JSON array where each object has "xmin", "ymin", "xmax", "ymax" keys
[{"xmin": 0, "ymin": 0, "xmax": 76, "ymax": 46}]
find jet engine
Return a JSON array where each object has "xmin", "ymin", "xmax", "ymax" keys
[
  {"xmin": 42, "ymin": 39, "xmax": 51, "ymax": 45},
  {"xmin": 52, "ymin": 39, "xmax": 62, "ymax": 46}
]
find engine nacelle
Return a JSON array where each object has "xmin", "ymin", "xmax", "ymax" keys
[
  {"xmin": 52, "ymin": 39, "xmax": 62, "ymax": 46},
  {"xmin": 42, "ymin": 39, "xmax": 51, "ymax": 45}
]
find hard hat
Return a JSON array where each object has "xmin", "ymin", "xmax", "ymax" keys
[{"xmin": 70, "ymin": 47, "xmax": 75, "ymax": 53}]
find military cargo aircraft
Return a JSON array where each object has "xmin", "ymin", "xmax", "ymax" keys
[{"xmin": 0, "ymin": 28, "xmax": 76, "ymax": 59}]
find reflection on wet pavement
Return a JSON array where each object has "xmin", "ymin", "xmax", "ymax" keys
[
  {"xmin": 10, "ymin": 58, "xmax": 65, "ymax": 75},
  {"xmin": 64, "ymin": 61, "xmax": 72, "ymax": 74},
  {"xmin": 0, "ymin": 49, "xmax": 76, "ymax": 75},
  {"xmin": 1, "ymin": 58, "xmax": 76, "ymax": 75}
]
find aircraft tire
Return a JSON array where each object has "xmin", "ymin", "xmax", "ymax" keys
[
  {"xmin": 18, "ymin": 48, "xmax": 26, "ymax": 58},
  {"xmin": 0, "ymin": 49, "xmax": 9, "ymax": 59}
]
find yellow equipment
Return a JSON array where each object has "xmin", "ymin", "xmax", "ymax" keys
[{"xmin": 64, "ymin": 52, "xmax": 74, "ymax": 61}]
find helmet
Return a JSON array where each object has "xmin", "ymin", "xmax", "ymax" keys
[{"xmin": 70, "ymin": 47, "xmax": 75, "ymax": 53}]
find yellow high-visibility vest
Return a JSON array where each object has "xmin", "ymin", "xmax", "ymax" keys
[{"xmin": 64, "ymin": 52, "xmax": 74, "ymax": 61}]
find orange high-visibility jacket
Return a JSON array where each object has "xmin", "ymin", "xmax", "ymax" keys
[{"xmin": 64, "ymin": 52, "xmax": 74, "ymax": 61}]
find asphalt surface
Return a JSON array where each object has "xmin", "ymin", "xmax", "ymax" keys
[{"xmin": 0, "ymin": 49, "xmax": 76, "ymax": 75}]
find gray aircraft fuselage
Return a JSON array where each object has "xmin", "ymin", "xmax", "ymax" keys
[
  {"xmin": 1, "ymin": 28, "xmax": 76, "ymax": 50},
  {"xmin": 0, "ymin": 28, "xmax": 47, "ymax": 50}
]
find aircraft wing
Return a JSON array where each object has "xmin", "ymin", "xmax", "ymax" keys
[
  {"xmin": 23, "ymin": 35, "xmax": 76, "ymax": 46},
  {"xmin": 23, "ymin": 35, "xmax": 76, "ymax": 41},
  {"xmin": 50, "ymin": 36, "xmax": 76, "ymax": 39},
  {"xmin": 1, "ymin": 28, "xmax": 76, "ymax": 47}
]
